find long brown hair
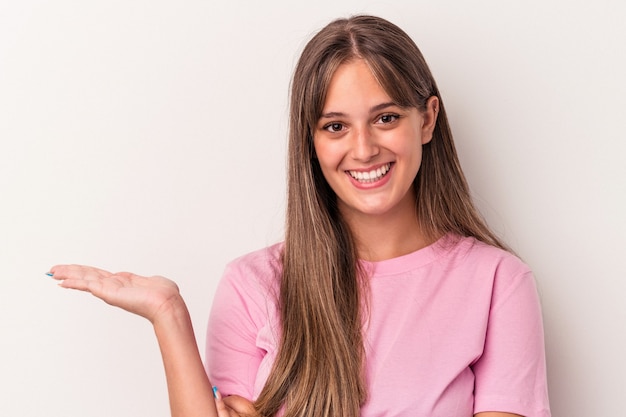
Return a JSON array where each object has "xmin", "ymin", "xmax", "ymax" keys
[{"xmin": 254, "ymin": 15, "xmax": 507, "ymax": 417}]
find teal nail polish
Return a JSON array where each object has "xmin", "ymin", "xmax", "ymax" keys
[
  {"xmin": 45, "ymin": 272, "xmax": 54, "ymax": 277},
  {"xmin": 212, "ymin": 386, "xmax": 219, "ymax": 398}
]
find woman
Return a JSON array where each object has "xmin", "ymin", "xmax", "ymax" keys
[{"xmin": 49, "ymin": 15, "xmax": 550, "ymax": 417}]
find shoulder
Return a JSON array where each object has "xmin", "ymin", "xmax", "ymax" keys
[
  {"xmin": 442, "ymin": 236, "xmax": 542, "ymax": 316},
  {"xmin": 210, "ymin": 243, "xmax": 284, "ymax": 329},
  {"xmin": 433, "ymin": 235, "xmax": 537, "ymax": 300},
  {"xmin": 220, "ymin": 242, "xmax": 284, "ymax": 296},
  {"xmin": 440, "ymin": 235, "xmax": 531, "ymax": 279},
  {"xmin": 226, "ymin": 242, "xmax": 284, "ymax": 275}
]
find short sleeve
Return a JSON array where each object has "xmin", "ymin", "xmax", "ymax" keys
[
  {"xmin": 472, "ymin": 266, "xmax": 551, "ymax": 417},
  {"xmin": 204, "ymin": 257, "xmax": 278, "ymax": 399}
]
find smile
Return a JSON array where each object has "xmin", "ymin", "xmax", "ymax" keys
[{"xmin": 347, "ymin": 163, "xmax": 392, "ymax": 183}]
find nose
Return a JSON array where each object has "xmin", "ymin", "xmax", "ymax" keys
[{"xmin": 350, "ymin": 126, "xmax": 379, "ymax": 162}]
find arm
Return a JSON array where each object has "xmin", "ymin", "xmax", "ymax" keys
[
  {"xmin": 154, "ymin": 301, "xmax": 256, "ymax": 417},
  {"xmin": 205, "ymin": 255, "xmax": 281, "ymax": 400},
  {"xmin": 48, "ymin": 265, "xmax": 255, "ymax": 417},
  {"xmin": 472, "ymin": 264, "xmax": 550, "ymax": 417},
  {"xmin": 152, "ymin": 296, "xmax": 218, "ymax": 417}
]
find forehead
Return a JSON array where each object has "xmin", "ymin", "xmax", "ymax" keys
[{"xmin": 322, "ymin": 59, "xmax": 394, "ymax": 111}]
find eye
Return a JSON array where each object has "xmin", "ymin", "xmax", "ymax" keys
[
  {"xmin": 376, "ymin": 113, "xmax": 400, "ymax": 124},
  {"xmin": 323, "ymin": 122, "xmax": 345, "ymax": 133}
]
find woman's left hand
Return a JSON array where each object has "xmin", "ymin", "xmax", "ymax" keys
[
  {"xmin": 214, "ymin": 388, "xmax": 257, "ymax": 417},
  {"xmin": 48, "ymin": 264, "xmax": 183, "ymax": 324}
]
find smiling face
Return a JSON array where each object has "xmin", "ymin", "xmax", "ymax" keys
[{"xmin": 313, "ymin": 59, "xmax": 438, "ymax": 224}]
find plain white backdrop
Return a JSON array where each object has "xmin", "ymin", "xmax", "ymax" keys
[{"xmin": 1, "ymin": 1, "xmax": 624, "ymax": 416}]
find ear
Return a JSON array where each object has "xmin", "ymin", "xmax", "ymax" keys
[{"xmin": 421, "ymin": 96, "xmax": 439, "ymax": 145}]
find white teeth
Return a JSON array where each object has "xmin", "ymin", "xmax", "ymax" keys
[{"xmin": 348, "ymin": 163, "xmax": 391, "ymax": 183}]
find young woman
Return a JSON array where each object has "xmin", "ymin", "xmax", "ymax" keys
[{"xmin": 48, "ymin": 15, "xmax": 550, "ymax": 417}]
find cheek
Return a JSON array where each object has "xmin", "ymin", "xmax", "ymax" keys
[
  {"xmin": 394, "ymin": 135, "xmax": 424, "ymax": 177},
  {"xmin": 313, "ymin": 140, "xmax": 342, "ymax": 170},
  {"xmin": 389, "ymin": 131, "xmax": 423, "ymax": 160}
]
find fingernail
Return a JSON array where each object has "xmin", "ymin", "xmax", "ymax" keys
[
  {"xmin": 45, "ymin": 272, "xmax": 54, "ymax": 277},
  {"xmin": 212, "ymin": 386, "xmax": 220, "ymax": 399}
]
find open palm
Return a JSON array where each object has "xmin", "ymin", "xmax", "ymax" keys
[{"xmin": 48, "ymin": 264, "xmax": 182, "ymax": 323}]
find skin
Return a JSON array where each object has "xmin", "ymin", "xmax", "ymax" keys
[
  {"xmin": 48, "ymin": 59, "xmax": 524, "ymax": 417},
  {"xmin": 314, "ymin": 59, "xmax": 437, "ymax": 260},
  {"xmin": 48, "ymin": 265, "xmax": 256, "ymax": 417}
]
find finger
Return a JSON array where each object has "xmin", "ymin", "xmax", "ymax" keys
[
  {"xmin": 222, "ymin": 395, "xmax": 256, "ymax": 416},
  {"xmin": 57, "ymin": 277, "xmax": 103, "ymax": 293},
  {"xmin": 48, "ymin": 264, "xmax": 112, "ymax": 281},
  {"xmin": 213, "ymin": 388, "xmax": 232, "ymax": 417},
  {"xmin": 213, "ymin": 387, "xmax": 246, "ymax": 417},
  {"xmin": 216, "ymin": 401, "xmax": 242, "ymax": 417},
  {"xmin": 50, "ymin": 264, "xmax": 112, "ymax": 277}
]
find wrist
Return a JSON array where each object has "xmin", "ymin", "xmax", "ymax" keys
[{"xmin": 151, "ymin": 294, "xmax": 190, "ymax": 328}]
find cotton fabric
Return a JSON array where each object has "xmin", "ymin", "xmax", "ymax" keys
[{"xmin": 205, "ymin": 235, "xmax": 550, "ymax": 417}]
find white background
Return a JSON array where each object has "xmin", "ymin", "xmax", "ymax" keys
[{"xmin": 1, "ymin": 1, "xmax": 624, "ymax": 416}]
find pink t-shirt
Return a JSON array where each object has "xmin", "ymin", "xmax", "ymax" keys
[{"xmin": 205, "ymin": 235, "xmax": 550, "ymax": 417}]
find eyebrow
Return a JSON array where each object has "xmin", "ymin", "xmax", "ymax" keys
[{"xmin": 319, "ymin": 102, "xmax": 398, "ymax": 119}]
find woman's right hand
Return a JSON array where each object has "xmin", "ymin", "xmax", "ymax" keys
[
  {"xmin": 48, "ymin": 264, "xmax": 183, "ymax": 324},
  {"xmin": 50, "ymin": 264, "xmax": 245, "ymax": 417}
]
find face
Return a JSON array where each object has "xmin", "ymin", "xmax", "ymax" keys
[{"xmin": 313, "ymin": 59, "xmax": 438, "ymax": 222}]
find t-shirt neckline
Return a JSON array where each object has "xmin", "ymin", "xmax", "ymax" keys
[{"xmin": 359, "ymin": 233, "xmax": 466, "ymax": 276}]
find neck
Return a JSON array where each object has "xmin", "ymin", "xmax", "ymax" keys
[{"xmin": 340, "ymin": 198, "xmax": 431, "ymax": 262}]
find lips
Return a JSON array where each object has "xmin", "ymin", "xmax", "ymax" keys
[{"xmin": 347, "ymin": 163, "xmax": 392, "ymax": 183}]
